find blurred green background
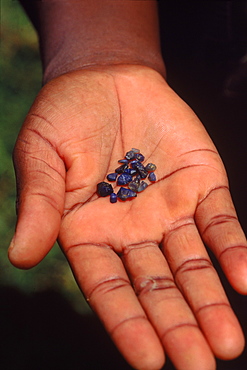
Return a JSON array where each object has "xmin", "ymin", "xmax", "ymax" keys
[
  {"xmin": 0, "ymin": 0, "xmax": 90, "ymax": 315},
  {"xmin": 1, "ymin": 2, "xmax": 246, "ymax": 369}
]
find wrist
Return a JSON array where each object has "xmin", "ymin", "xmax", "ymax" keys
[
  {"xmin": 43, "ymin": 48, "xmax": 166, "ymax": 85},
  {"xmin": 34, "ymin": 0, "xmax": 165, "ymax": 83}
]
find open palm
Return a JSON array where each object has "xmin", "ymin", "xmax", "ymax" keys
[{"xmin": 9, "ymin": 65, "xmax": 247, "ymax": 370}]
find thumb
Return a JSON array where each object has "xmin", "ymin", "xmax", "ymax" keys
[{"xmin": 8, "ymin": 123, "xmax": 65, "ymax": 269}]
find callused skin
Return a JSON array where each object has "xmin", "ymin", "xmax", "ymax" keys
[{"xmin": 10, "ymin": 1, "xmax": 247, "ymax": 369}]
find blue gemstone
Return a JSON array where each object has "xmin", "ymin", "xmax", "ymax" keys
[
  {"xmin": 115, "ymin": 164, "xmax": 129, "ymax": 174},
  {"xmin": 148, "ymin": 172, "xmax": 156, "ymax": 182},
  {"xmin": 110, "ymin": 193, "xmax": 118, "ymax": 203},
  {"xmin": 107, "ymin": 172, "xmax": 118, "ymax": 182},
  {"xmin": 128, "ymin": 175, "xmax": 141, "ymax": 191},
  {"xmin": 134, "ymin": 153, "xmax": 145, "ymax": 162},
  {"xmin": 125, "ymin": 150, "xmax": 136, "ymax": 160},
  {"xmin": 130, "ymin": 160, "xmax": 139, "ymax": 168},
  {"xmin": 118, "ymin": 159, "xmax": 129, "ymax": 164},
  {"xmin": 124, "ymin": 168, "xmax": 137, "ymax": 176},
  {"xmin": 131, "ymin": 148, "xmax": 140, "ymax": 153},
  {"xmin": 127, "ymin": 189, "xmax": 137, "ymax": 198},
  {"xmin": 117, "ymin": 187, "xmax": 137, "ymax": 201},
  {"xmin": 134, "ymin": 174, "xmax": 141, "ymax": 182},
  {"xmin": 132, "ymin": 175, "xmax": 141, "ymax": 185},
  {"xmin": 137, "ymin": 181, "xmax": 148, "ymax": 192},
  {"xmin": 131, "ymin": 161, "xmax": 148, "ymax": 179},
  {"xmin": 128, "ymin": 181, "xmax": 139, "ymax": 192},
  {"xmin": 117, "ymin": 173, "xmax": 133, "ymax": 186},
  {"xmin": 97, "ymin": 182, "xmax": 113, "ymax": 197},
  {"xmin": 145, "ymin": 163, "xmax": 157, "ymax": 172}
]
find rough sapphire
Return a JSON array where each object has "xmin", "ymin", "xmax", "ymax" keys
[
  {"xmin": 125, "ymin": 150, "xmax": 136, "ymax": 160},
  {"xmin": 128, "ymin": 175, "xmax": 141, "ymax": 191},
  {"xmin": 134, "ymin": 174, "xmax": 141, "ymax": 183},
  {"xmin": 131, "ymin": 148, "xmax": 140, "ymax": 153},
  {"xmin": 145, "ymin": 163, "xmax": 157, "ymax": 172},
  {"xmin": 107, "ymin": 173, "xmax": 118, "ymax": 182},
  {"xmin": 148, "ymin": 172, "xmax": 156, "ymax": 182},
  {"xmin": 117, "ymin": 173, "xmax": 133, "ymax": 186},
  {"xmin": 97, "ymin": 182, "xmax": 113, "ymax": 197},
  {"xmin": 123, "ymin": 168, "xmax": 137, "ymax": 176},
  {"xmin": 134, "ymin": 153, "xmax": 145, "ymax": 162},
  {"xmin": 137, "ymin": 181, "xmax": 148, "ymax": 192},
  {"xmin": 131, "ymin": 161, "xmax": 148, "ymax": 179},
  {"xmin": 128, "ymin": 181, "xmax": 139, "ymax": 192},
  {"xmin": 110, "ymin": 193, "xmax": 118, "ymax": 203},
  {"xmin": 117, "ymin": 187, "xmax": 137, "ymax": 201},
  {"xmin": 115, "ymin": 164, "xmax": 129, "ymax": 174},
  {"xmin": 130, "ymin": 160, "xmax": 139, "ymax": 167}
]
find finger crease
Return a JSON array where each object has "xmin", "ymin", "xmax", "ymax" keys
[
  {"xmin": 202, "ymin": 214, "xmax": 238, "ymax": 235},
  {"xmin": 15, "ymin": 138, "xmax": 30, "ymax": 147},
  {"xmin": 122, "ymin": 241, "xmax": 159, "ymax": 256},
  {"xmin": 29, "ymin": 156, "xmax": 65, "ymax": 180},
  {"xmin": 161, "ymin": 323, "xmax": 198, "ymax": 341},
  {"xmin": 29, "ymin": 191, "xmax": 62, "ymax": 214},
  {"xmin": 66, "ymin": 242, "xmax": 114, "ymax": 254},
  {"xmin": 28, "ymin": 112, "xmax": 57, "ymax": 129},
  {"xmin": 87, "ymin": 276, "xmax": 130, "ymax": 301},
  {"xmin": 26, "ymin": 127, "xmax": 57, "ymax": 152},
  {"xmin": 218, "ymin": 245, "xmax": 247, "ymax": 259},
  {"xmin": 111, "ymin": 315, "xmax": 148, "ymax": 335},
  {"xmin": 28, "ymin": 169, "xmax": 61, "ymax": 183},
  {"xmin": 196, "ymin": 302, "xmax": 230, "ymax": 315},
  {"xmin": 164, "ymin": 220, "xmax": 195, "ymax": 244},
  {"xmin": 174, "ymin": 258, "xmax": 213, "ymax": 279},
  {"xmin": 197, "ymin": 185, "xmax": 230, "ymax": 207}
]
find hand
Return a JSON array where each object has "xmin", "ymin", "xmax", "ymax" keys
[{"xmin": 9, "ymin": 65, "xmax": 247, "ymax": 370}]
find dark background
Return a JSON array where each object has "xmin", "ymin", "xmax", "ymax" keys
[{"xmin": 1, "ymin": 1, "xmax": 247, "ymax": 369}]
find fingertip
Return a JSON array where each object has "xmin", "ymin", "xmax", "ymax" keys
[
  {"xmin": 228, "ymin": 270, "xmax": 247, "ymax": 296},
  {"xmin": 214, "ymin": 333, "xmax": 245, "ymax": 361},
  {"xmin": 9, "ymin": 249, "xmax": 40, "ymax": 270},
  {"xmin": 8, "ymin": 198, "xmax": 62, "ymax": 269},
  {"xmin": 164, "ymin": 326, "xmax": 216, "ymax": 370},
  {"xmin": 214, "ymin": 317, "xmax": 245, "ymax": 360},
  {"xmin": 112, "ymin": 319, "xmax": 165, "ymax": 370},
  {"xmin": 220, "ymin": 247, "xmax": 247, "ymax": 295},
  {"xmin": 8, "ymin": 236, "xmax": 55, "ymax": 269},
  {"xmin": 199, "ymin": 305, "xmax": 245, "ymax": 361},
  {"xmin": 8, "ymin": 218, "xmax": 60, "ymax": 269}
]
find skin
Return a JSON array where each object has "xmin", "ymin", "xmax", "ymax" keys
[
  {"xmin": 8, "ymin": 64, "xmax": 247, "ymax": 370},
  {"xmin": 9, "ymin": 1, "xmax": 247, "ymax": 369}
]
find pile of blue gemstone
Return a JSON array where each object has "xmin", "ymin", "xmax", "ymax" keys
[{"xmin": 97, "ymin": 148, "xmax": 157, "ymax": 203}]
